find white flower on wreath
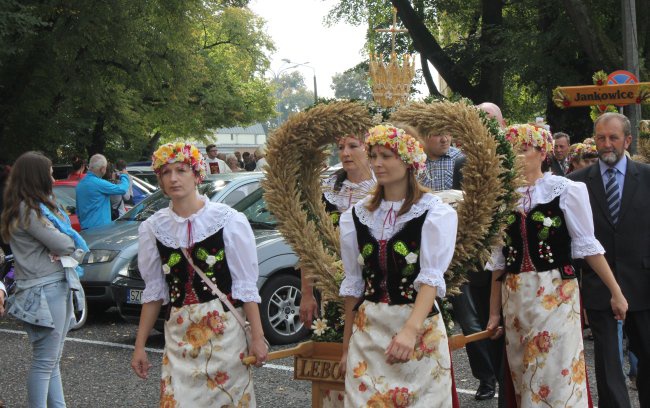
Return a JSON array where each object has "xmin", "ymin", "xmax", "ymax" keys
[
  {"xmin": 162, "ymin": 264, "xmax": 171, "ymax": 275},
  {"xmin": 543, "ymin": 217, "xmax": 553, "ymax": 227},
  {"xmin": 357, "ymin": 254, "xmax": 365, "ymax": 266},
  {"xmin": 205, "ymin": 255, "xmax": 217, "ymax": 267},
  {"xmin": 405, "ymin": 252, "xmax": 418, "ymax": 264},
  {"xmin": 311, "ymin": 318, "xmax": 329, "ymax": 336}
]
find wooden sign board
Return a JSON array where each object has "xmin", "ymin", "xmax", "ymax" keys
[
  {"xmin": 553, "ymin": 83, "xmax": 650, "ymax": 108},
  {"xmin": 295, "ymin": 356, "xmax": 345, "ymax": 384}
]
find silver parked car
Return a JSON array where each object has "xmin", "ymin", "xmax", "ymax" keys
[{"xmin": 81, "ymin": 172, "xmax": 308, "ymax": 344}]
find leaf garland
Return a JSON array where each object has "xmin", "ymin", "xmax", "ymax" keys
[
  {"xmin": 391, "ymin": 100, "xmax": 521, "ymax": 293},
  {"xmin": 262, "ymin": 101, "xmax": 372, "ymax": 304}
]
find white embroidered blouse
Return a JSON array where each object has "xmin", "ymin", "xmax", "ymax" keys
[
  {"xmin": 322, "ymin": 174, "xmax": 376, "ymax": 213},
  {"xmin": 138, "ymin": 194, "xmax": 261, "ymax": 305},
  {"xmin": 487, "ymin": 172, "xmax": 605, "ymax": 270},
  {"xmin": 339, "ymin": 193, "xmax": 457, "ymax": 299}
]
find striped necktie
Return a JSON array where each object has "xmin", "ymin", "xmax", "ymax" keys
[{"xmin": 605, "ymin": 168, "xmax": 620, "ymax": 224}]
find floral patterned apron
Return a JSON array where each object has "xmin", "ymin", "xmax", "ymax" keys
[
  {"xmin": 344, "ymin": 301, "xmax": 452, "ymax": 407},
  {"xmin": 502, "ymin": 269, "xmax": 589, "ymax": 407},
  {"xmin": 160, "ymin": 298, "xmax": 255, "ymax": 407}
]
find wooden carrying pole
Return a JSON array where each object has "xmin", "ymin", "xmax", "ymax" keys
[{"xmin": 242, "ymin": 328, "xmax": 499, "ymax": 365}]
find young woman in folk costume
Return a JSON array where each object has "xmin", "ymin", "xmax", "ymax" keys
[
  {"xmin": 339, "ymin": 124, "xmax": 459, "ymax": 407},
  {"xmin": 567, "ymin": 142, "xmax": 599, "ymax": 174},
  {"xmin": 486, "ymin": 124, "xmax": 627, "ymax": 407},
  {"xmin": 300, "ymin": 133, "xmax": 376, "ymax": 327},
  {"xmin": 131, "ymin": 143, "xmax": 267, "ymax": 407}
]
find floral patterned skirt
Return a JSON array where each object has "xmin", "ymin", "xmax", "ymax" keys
[
  {"xmin": 502, "ymin": 269, "xmax": 589, "ymax": 407},
  {"xmin": 345, "ymin": 301, "xmax": 452, "ymax": 407},
  {"xmin": 160, "ymin": 298, "xmax": 255, "ymax": 408}
]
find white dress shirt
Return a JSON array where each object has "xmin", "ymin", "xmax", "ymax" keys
[
  {"xmin": 339, "ymin": 193, "xmax": 457, "ymax": 299},
  {"xmin": 488, "ymin": 172, "xmax": 605, "ymax": 270},
  {"xmin": 138, "ymin": 195, "xmax": 261, "ymax": 305}
]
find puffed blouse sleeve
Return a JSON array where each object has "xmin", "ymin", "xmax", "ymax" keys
[
  {"xmin": 223, "ymin": 212, "xmax": 261, "ymax": 303},
  {"xmin": 414, "ymin": 202, "xmax": 457, "ymax": 298},
  {"xmin": 560, "ymin": 181, "xmax": 605, "ymax": 259},
  {"xmin": 138, "ymin": 220, "xmax": 170, "ymax": 305},
  {"xmin": 486, "ymin": 246, "xmax": 506, "ymax": 271},
  {"xmin": 339, "ymin": 208, "xmax": 365, "ymax": 298}
]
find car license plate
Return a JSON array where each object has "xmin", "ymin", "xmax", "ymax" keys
[{"xmin": 126, "ymin": 289, "xmax": 143, "ymax": 304}]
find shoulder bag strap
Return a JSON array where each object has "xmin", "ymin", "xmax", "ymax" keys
[{"xmin": 180, "ymin": 247, "xmax": 249, "ymax": 330}]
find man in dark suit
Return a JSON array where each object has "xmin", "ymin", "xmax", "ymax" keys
[
  {"xmin": 550, "ymin": 132, "xmax": 570, "ymax": 176},
  {"xmin": 568, "ymin": 112, "xmax": 650, "ymax": 408}
]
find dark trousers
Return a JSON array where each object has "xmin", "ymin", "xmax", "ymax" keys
[
  {"xmin": 469, "ymin": 276, "xmax": 505, "ymax": 408},
  {"xmin": 587, "ymin": 309, "xmax": 632, "ymax": 408},
  {"xmin": 450, "ymin": 284, "xmax": 496, "ymax": 384},
  {"xmin": 451, "ymin": 281, "xmax": 505, "ymax": 406},
  {"xmin": 625, "ymin": 309, "xmax": 650, "ymax": 408}
]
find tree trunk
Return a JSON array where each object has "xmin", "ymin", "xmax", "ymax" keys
[
  {"xmin": 563, "ymin": 0, "xmax": 620, "ymax": 71},
  {"xmin": 477, "ymin": 0, "xmax": 504, "ymax": 105},
  {"xmin": 420, "ymin": 54, "xmax": 442, "ymax": 98},
  {"xmin": 538, "ymin": 2, "xmax": 594, "ymax": 137},
  {"xmin": 88, "ymin": 114, "xmax": 106, "ymax": 157},
  {"xmin": 142, "ymin": 131, "xmax": 162, "ymax": 160},
  {"xmin": 391, "ymin": 0, "xmax": 480, "ymax": 101},
  {"xmin": 637, "ymin": 0, "xmax": 649, "ymax": 74}
]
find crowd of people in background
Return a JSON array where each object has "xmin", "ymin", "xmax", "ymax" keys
[{"xmin": 202, "ymin": 144, "xmax": 268, "ymax": 174}]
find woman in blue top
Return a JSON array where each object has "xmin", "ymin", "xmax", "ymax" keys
[{"xmin": 1, "ymin": 151, "xmax": 86, "ymax": 408}]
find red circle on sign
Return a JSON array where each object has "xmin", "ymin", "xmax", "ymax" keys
[
  {"xmin": 607, "ymin": 70, "xmax": 638, "ymax": 85},
  {"xmin": 607, "ymin": 70, "xmax": 638, "ymax": 107}
]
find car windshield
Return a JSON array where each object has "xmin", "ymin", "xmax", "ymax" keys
[
  {"xmin": 53, "ymin": 186, "xmax": 77, "ymax": 213},
  {"xmin": 131, "ymin": 175, "xmax": 157, "ymax": 194},
  {"xmin": 119, "ymin": 180, "xmax": 229, "ymax": 222},
  {"xmin": 128, "ymin": 172, "xmax": 159, "ymax": 187},
  {"xmin": 232, "ymin": 187, "xmax": 277, "ymax": 229}
]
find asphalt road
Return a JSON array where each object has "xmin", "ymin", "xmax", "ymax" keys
[{"xmin": 0, "ymin": 308, "xmax": 640, "ymax": 407}]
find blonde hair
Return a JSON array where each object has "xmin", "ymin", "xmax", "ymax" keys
[{"xmin": 254, "ymin": 145, "xmax": 266, "ymax": 159}]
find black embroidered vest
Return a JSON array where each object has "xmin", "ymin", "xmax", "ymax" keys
[
  {"xmin": 156, "ymin": 228, "xmax": 242, "ymax": 308},
  {"xmin": 323, "ymin": 194, "xmax": 342, "ymax": 227},
  {"xmin": 352, "ymin": 207, "xmax": 428, "ymax": 305},
  {"xmin": 502, "ymin": 196, "xmax": 576, "ymax": 279}
]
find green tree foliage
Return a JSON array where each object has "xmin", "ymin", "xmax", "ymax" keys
[
  {"xmin": 268, "ymin": 71, "xmax": 314, "ymax": 129},
  {"xmin": 327, "ymin": 0, "xmax": 650, "ymax": 138},
  {"xmin": 331, "ymin": 62, "xmax": 373, "ymax": 101},
  {"xmin": 0, "ymin": 0, "xmax": 276, "ymax": 163}
]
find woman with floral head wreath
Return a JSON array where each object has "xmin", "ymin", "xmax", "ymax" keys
[
  {"xmin": 567, "ymin": 142, "xmax": 599, "ymax": 174},
  {"xmin": 338, "ymin": 124, "xmax": 458, "ymax": 407},
  {"xmin": 486, "ymin": 124, "xmax": 627, "ymax": 407},
  {"xmin": 300, "ymin": 133, "xmax": 376, "ymax": 327},
  {"xmin": 130, "ymin": 143, "xmax": 267, "ymax": 407}
]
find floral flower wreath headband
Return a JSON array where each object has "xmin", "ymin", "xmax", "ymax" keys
[
  {"xmin": 364, "ymin": 124, "xmax": 427, "ymax": 173},
  {"xmin": 152, "ymin": 142, "xmax": 207, "ymax": 181},
  {"xmin": 568, "ymin": 143, "xmax": 598, "ymax": 162},
  {"xmin": 505, "ymin": 123, "xmax": 554, "ymax": 154}
]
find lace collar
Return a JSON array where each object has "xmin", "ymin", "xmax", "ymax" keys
[
  {"xmin": 517, "ymin": 172, "xmax": 569, "ymax": 210},
  {"xmin": 322, "ymin": 175, "xmax": 375, "ymax": 212},
  {"xmin": 353, "ymin": 193, "xmax": 441, "ymax": 233},
  {"xmin": 148, "ymin": 195, "xmax": 237, "ymax": 248}
]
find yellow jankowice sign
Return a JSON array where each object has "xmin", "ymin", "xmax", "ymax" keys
[{"xmin": 553, "ymin": 83, "xmax": 650, "ymax": 108}]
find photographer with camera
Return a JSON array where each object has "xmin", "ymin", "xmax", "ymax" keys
[{"xmin": 76, "ymin": 154, "xmax": 130, "ymax": 229}]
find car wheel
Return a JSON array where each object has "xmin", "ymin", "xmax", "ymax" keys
[
  {"xmin": 71, "ymin": 296, "xmax": 87, "ymax": 331},
  {"xmin": 259, "ymin": 274, "xmax": 309, "ymax": 345}
]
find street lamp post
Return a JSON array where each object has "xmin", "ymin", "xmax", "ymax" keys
[
  {"xmin": 268, "ymin": 63, "xmax": 300, "ymax": 80},
  {"xmin": 282, "ymin": 59, "xmax": 318, "ymax": 104}
]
